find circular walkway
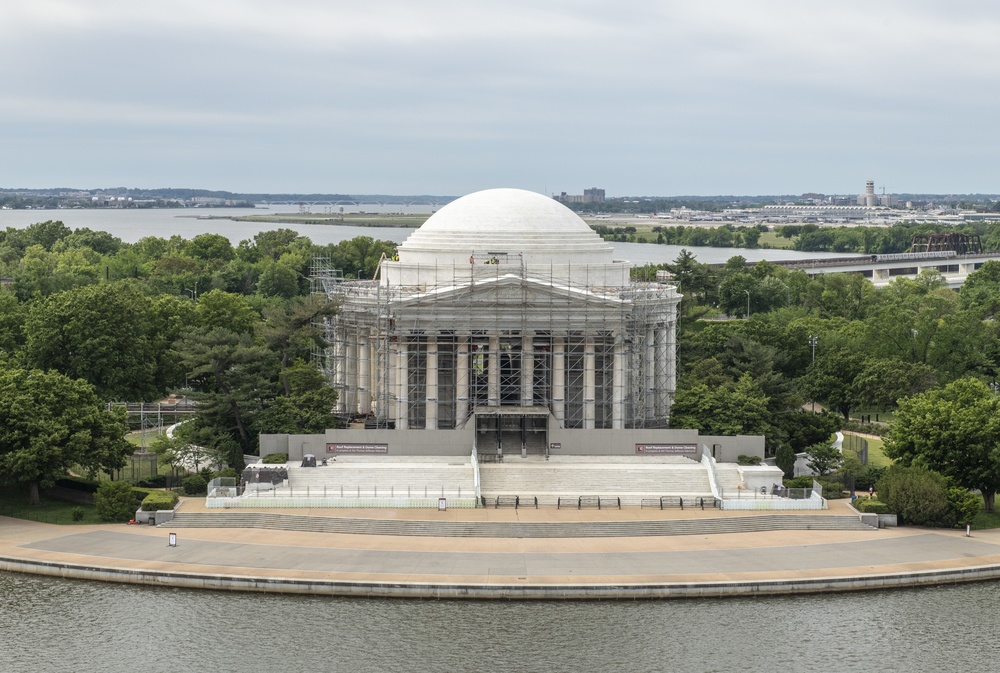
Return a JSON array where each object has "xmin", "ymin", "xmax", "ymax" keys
[{"xmin": 3, "ymin": 500, "xmax": 1000, "ymax": 599}]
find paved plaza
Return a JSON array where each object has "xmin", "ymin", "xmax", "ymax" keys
[{"xmin": 4, "ymin": 499, "xmax": 1000, "ymax": 597}]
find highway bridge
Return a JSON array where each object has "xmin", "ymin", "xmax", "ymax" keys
[{"xmin": 764, "ymin": 250, "xmax": 1000, "ymax": 288}]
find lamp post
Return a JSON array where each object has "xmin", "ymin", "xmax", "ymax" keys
[
  {"xmin": 808, "ymin": 335, "xmax": 819, "ymax": 413},
  {"xmin": 744, "ymin": 289, "xmax": 751, "ymax": 318}
]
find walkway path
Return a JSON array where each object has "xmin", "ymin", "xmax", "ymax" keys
[{"xmin": 3, "ymin": 499, "xmax": 1000, "ymax": 598}]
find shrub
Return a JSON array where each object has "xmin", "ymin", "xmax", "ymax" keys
[
  {"xmin": 182, "ymin": 474, "xmax": 208, "ymax": 496},
  {"xmin": 841, "ymin": 420, "xmax": 887, "ymax": 437},
  {"xmin": 95, "ymin": 480, "xmax": 140, "ymax": 523},
  {"xmin": 856, "ymin": 499, "xmax": 892, "ymax": 514},
  {"xmin": 140, "ymin": 491, "xmax": 180, "ymax": 512},
  {"xmin": 784, "ymin": 476, "xmax": 815, "ymax": 489},
  {"xmin": 261, "ymin": 453, "xmax": 287, "ymax": 464},
  {"xmin": 137, "ymin": 475, "xmax": 167, "ymax": 488},
  {"xmin": 55, "ymin": 477, "xmax": 100, "ymax": 494},
  {"xmin": 948, "ymin": 488, "xmax": 982, "ymax": 528},
  {"xmin": 737, "ymin": 455, "xmax": 761, "ymax": 466},
  {"xmin": 213, "ymin": 467, "xmax": 239, "ymax": 480},
  {"xmin": 877, "ymin": 465, "xmax": 952, "ymax": 527},
  {"xmin": 71, "ymin": 507, "xmax": 85, "ymax": 522}
]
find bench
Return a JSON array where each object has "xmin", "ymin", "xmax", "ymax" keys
[
  {"xmin": 574, "ymin": 496, "xmax": 621, "ymax": 510},
  {"xmin": 494, "ymin": 495, "xmax": 519, "ymax": 509}
]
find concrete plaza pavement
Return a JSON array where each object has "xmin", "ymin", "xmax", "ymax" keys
[{"xmin": 3, "ymin": 499, "xmax": 1000, "ymax": 598}]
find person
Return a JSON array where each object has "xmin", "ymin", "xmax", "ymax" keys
[{"xmin": 868, "ymin": 484, "xmax": 874, "ymax": 498}]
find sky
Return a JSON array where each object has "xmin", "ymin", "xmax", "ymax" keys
[{"xmin": 2, "ymin": 0, "xmax": 999, "ymax": 197}]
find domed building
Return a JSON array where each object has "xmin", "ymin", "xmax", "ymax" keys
[
  {"xmin": 321, "ymin": 188, "xmax": 680, "ymax": 454},
  {"xmin": 253, "ymin": 189, "xmax": 780, "ymax": 509}
]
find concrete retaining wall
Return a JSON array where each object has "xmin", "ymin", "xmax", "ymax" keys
[
  {"xmin": 3, "ymin": 555, "xmax": 1000, "ymax": 600},
  {"xmin": 260, "ymin": 429, "xmax": 767, "ymax": 462}
]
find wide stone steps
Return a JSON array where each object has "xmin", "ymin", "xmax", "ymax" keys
[
  {"xmin": 478, "ymin": 464, "xmax": 713, "ymax": 505},
  {"xmin": 166, "ymin": 512, "xmax": 875, "ymax": 537}
]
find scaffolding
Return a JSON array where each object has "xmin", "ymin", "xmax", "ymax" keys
[{"xmin": 313, "ymin": 256, "xmax": 679, "ymax": 435}]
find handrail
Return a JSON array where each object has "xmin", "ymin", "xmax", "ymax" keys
[{"xmin": 700, "ymin": 445, "xmax": 722, "ymax": 500}]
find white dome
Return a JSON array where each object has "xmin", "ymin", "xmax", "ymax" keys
[{"xmin": 398, "ymin": 188, "xmax": 614, "ymax": 265}]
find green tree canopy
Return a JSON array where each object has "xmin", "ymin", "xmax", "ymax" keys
[
  {"xmin": 23, "ymin": 280, "xmax": 160, "ymax": 400},
  {"xmin": 0, "ymin": 367, "xmax": 131, "ymax": 504},
  {"xmin": 886, "ymin": 377, "xmax": 1000, "ymax": 512}
]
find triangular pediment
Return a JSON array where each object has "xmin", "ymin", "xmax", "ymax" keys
[{"xmin": 391, "ymin": 274, "xmax": 624, "ymax": 311}]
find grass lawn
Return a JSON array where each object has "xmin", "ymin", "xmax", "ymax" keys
[
  {"xmin": 972, "ymin": 505, "xmax": 1000, "ymax": 530},
  {"xmin": 862, "ymin": 435, "xmax": 891, "ymax": 468},
  {"xmin": 757, "ymin": 231, "xmax": 796, "ymax": 249},
  {"xmin": 0, "ymin": 488, "xmax": 103, "ymax": 525},
  {"xmin": 126, "ymin": 428, "xmax": 167, "ymax": 448},
  {"xmin": 233, "ymin": 213, "xmax": 426, "ymax": 228}
]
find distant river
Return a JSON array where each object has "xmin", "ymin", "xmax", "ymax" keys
[
  {"xmin": 0, "ymin": 207, "xmax": 854, "ymax": 266},
  {"xmin": 1, "ymin": 571, "xmax": 998, "ymax": 673}
]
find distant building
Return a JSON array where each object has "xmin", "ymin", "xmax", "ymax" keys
[
  {"xmin": 557, "ymin": 188, "xmax": 605, "ymax": 204},
  {"xmin": 857, "ymin": 180, "xmax": 876, "ymax": 207}
]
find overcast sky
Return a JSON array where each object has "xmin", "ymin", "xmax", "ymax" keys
[{"xmin": 2, "ymin": 0, "xmax": 998, "ymax": 196}]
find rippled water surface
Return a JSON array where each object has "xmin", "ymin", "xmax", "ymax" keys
[{"xmin": 1, "ymin": 572, "xmax": 997, "ymax": 673}]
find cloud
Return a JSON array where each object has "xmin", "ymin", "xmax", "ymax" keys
[{"xmin": 1, "ymin": 0, "xmax": 999, "ymax": 193}]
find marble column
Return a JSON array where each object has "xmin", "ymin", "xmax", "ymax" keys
[
  {"xmin": 425, "ymin": 335, "xmax": 438, "ymax": 429},
  {"xmin": 396, "ymin": 338, "xmax": 409, "ymax": 430},
  {"xmin": 666, "ymin": 319, "xmax": 677, "ymax": 411},
  {"xmin": 369, "ymin": 336, "xmax": 379, "ymax": 416},
  {"xmin": 552, "ymin": 336, "xmax": 565, "ymax": 427},
  {"xmin": 488, "ymin": 335, "xmax": 500, "ymax": 407},
  {"xmin": 386, "ymin": 339, "xmax": 396, "ymax": 424},
  {"xmin": 456, "ymin": 337, "xmax": 470, "ymax": 427},
  {"xmin": 333, "ymin": 326, "xmax": 346, "ymax": 413},
  {"xmin": 612, "ymin": 333, "xmax": 624, "ymax": 429},
  {"xmin": 358, "ymin": 331, "xmax": 370, "ymax": 414},
  {"xmin": 521, "ymin": 332, "xmax": 534, "ymax": 407},
  {"xmin": 345, "ymin": 331, "xmax": 358, "ymax": 415},
  {"xmin": 583, "ymin": 336, "xmax": 596, "ymax": 430},
  {"xmin": 656, "ymin": 324, "xmax": 668, "ymax": 419},
  {"xmin": 645, "ymin": 325, "xmax": 655, "ymax": 419}
]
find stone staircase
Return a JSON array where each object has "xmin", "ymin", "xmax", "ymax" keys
[
  {"xmin": 272, "ymin": 458, "xmax": 476, "ymax": 499},
  {"xmin": 479, "ymin": 457, "xmax": 713, "ymax": 506},
  {"xmin": 166, "ymin": 511, "xmax": 875, "ymax": 537}
]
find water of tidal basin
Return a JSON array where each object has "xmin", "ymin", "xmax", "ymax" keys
[
  {"xmin": 0, "ymin": 207, "xmax": 855, "ymax": 266},
  {"xmin": 0, "ymin": 571, "xmax": 997, "ymax": 673}
]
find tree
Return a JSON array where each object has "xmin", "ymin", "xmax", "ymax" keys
[
  {"xmin": 886, "ymin": 377, "xmax": 1000, "ymax": 512},
  {"xmin": 0, "ymin": 367, "xmax": 131, "ymax": 505},
  {"xmin": 775, "ymin": 442, "xmax": 796, "ymax": 479},
  {"xmin": 149, "ymin": 432, "xmax": 220, "ymax": 473},
  {"xmin": 174, "ymin": 326, "xmax": 275, "ymax": 454},
  {"xmin": 799, "ymin": 346, "xmax": 867, "ymax": 420},
  {"xmin": 257, "ymin": 261, "xmax": 300, "ymax": 299},
  {"xmin": 670, "ymin": 373, "xmax": 771, "ymax": 436},
  {"xmin": 23, "ymin": 280, "xmax": 159, "ymax": 400},
  {"xmin": 195, "ymin": 289, "xmax": 259, "ymax": 333},
  {"xmin": 256, "ymin": 362, "xmax": 338, "ymax": 434},
  {"xmin": 259, "ymin": 295, "xmax": 338, "ymax": 396},
  {"xmin": 804, "ymin": 442, "xmax": 842, "ymax": 477},
  {"xmin": 852, "ymin": 357, "xmax": 935, "ymax": 411},
  {"xmin": 187, "ymin": 233, "xmax": 235, "ymax": 263}
]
